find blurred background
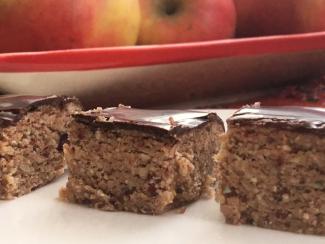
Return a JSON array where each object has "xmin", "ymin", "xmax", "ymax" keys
[{"xmin": 0, "ymin": 0, "xmax": 324, "ymax": 109}]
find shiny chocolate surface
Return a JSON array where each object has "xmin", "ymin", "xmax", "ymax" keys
[
  {"xmin": 0, "ymin": 95, "xmax": 77, "ymax": 127},
  {"xmin": 229, "ymin": 106, "xmax": 325, "ymax": 132},
  {"xmin": 73, "ymin": 107, "xmax": 224, "ymax": 135}
]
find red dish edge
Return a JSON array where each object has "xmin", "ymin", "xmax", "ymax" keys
[{"xmin": 0, "ymin": 32, "xmax": 325, "ymax": 72}]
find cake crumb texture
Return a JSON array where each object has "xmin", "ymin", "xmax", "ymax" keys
[
  {"xmin": 217, "ymin": 125, "xmax": 325, "ymax": 235},
  {"xmin": 61, "ymin": 111, "xmax": 224, "ymax": 214},
  {"xmin": 0, "ymin": 100, "xmax": 80, "ymax": 199}
]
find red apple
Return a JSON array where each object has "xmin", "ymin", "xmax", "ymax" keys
[
  {"xmin": 0, "ymin": 0, "xmax": 141, "ymax": 53},
  {"xmin": 295, "ymin": 0, "xmax": 325, "ymax": 33},
  {"xmin": 234, "ymin": 0, "xmax": 325, "ymax": 37},
  {"xmin": 138, "ymin": 0, "xmax": 236, "ymax": 45}
]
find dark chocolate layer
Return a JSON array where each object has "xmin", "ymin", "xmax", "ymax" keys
[
  {"xmin": 0, "ymin": 95, "xmax": 79, "ymax": 127},
  {"xmin": 228, "ymin": 106, "xmax": 325, "ymax": 133},
  {"xmin": 73, "ymin": 107, "xmax": 224, "ymax": 136}
]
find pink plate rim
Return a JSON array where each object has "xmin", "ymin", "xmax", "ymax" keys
[{"xmin": 0, "ymin": 31, "xmax": 324, "ymax": 73}]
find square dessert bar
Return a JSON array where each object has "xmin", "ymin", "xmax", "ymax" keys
[
  {"xmin": 0, "ymin": 95, "xmax": 81, "ymax": 199},
  {"xmin": 60, "ymin": 107, "xmax": 224, "ymax": 214},
  {"xmin": 217, "ymin": 106, "xmax": 325, "ymax": 235}
]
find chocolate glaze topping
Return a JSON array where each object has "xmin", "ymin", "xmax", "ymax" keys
[
  {"xmin": 229, "ymin": 106, "xmax": 325, "ymax": 133},
  {"xmin": 73, "ymin": 107, "xmax": 224, "ymax": 136},
  {"xmin": 0, "ymin": 95, "xmax": 78, "ymax": 127}
]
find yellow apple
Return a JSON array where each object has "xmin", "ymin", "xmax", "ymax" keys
[
  {"xmin": 0, "ymin": 0, "xmax": 141, "ymax": 53},
  {"xmin": 138, "ymin": 0, "xmax": 236, "ymax": 44}
]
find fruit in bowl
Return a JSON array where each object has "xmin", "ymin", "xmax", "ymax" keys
[
  {"xmin": 234, "ymin": 0, "xmax": 325, "ymax": 37},
  {"xmin": 137, "ymin": 0, "xmax": 237, "ymax": 44},
  {"xmin": 0, "ymin": 0, "xmax": 141, "ymax": 53}
]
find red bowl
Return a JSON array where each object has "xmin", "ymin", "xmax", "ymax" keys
[{"xmin": 0, "ymin": 32, "xmax": 324, "ymax": 108}]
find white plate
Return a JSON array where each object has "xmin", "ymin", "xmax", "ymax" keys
[{"xmin": 0, "ymin": 110, "xmax": 323, "ymax": 244}]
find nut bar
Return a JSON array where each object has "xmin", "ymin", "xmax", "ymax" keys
[
  {"xmin": 60, "ymin": 107, "xmax": 224, "ymax": 214},
  {"xmin": 217, "ymin": 106, "xmax": 325, "ymax": 235},
  {"xmin": 0, "ymin": 95, "xmax": 81, "ymax": 199}
]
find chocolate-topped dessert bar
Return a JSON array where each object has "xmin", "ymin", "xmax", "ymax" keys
[
  {"xmin": 60, "ymin": 107, "xmax": 224, "ymax": 214},
  {"xmin": 217, "ymin": 106, "xmax": 325, "ymax": 235},
  {"xmin": 0, "ymin": 95, "xmax": 81, "ymax": 199}
]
